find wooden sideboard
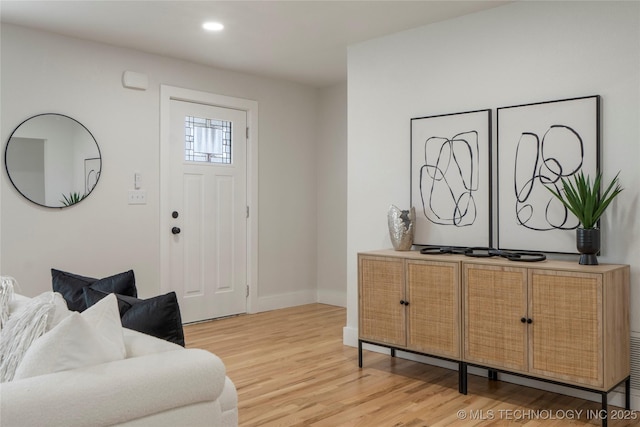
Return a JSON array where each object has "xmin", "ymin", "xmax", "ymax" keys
[{"xmin": 357, "ymin": 249, "xmax": 631, "ymax": 427}]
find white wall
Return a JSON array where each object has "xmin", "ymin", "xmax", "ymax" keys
[
  {"xmin": 317, "ymin": 82, "xmax": 347, "ymax": 307},
  {"xmin": 0, "ymin": 24, "xmax": 322, "ymax": 308},
  {"xmin": 347, "ymin": 0, "xmax": 639, "ymax": 403}
]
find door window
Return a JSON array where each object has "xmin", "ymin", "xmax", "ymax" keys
[{"xmin": 184, "ymin": 115, "xmax": 232, "ymax": 164}]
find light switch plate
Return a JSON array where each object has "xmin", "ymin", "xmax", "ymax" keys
[{"xmin": 128, "ymin": 190, "xmax": 147, "ymax": 205}]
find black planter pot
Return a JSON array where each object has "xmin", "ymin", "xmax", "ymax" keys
[{"xmin": 576, "ymin": 228, "xmax": 600, "ymax": 265}]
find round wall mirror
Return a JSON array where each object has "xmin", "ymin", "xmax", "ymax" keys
[{"xmin": 4, "ymin": 114, "xmax": 101, "ymax": 208}]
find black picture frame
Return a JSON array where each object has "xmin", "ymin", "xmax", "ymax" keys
[
  {"xmin": 410, "ymin": 109, "xmax": 492, "ymax": 248},
  {"xmin": 496, "ymin": 95, "xmax": 600, "ymax": 253}
]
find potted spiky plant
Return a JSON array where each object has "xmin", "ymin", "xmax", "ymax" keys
[
  {"xmin": 60, "ymin": 192, "xmax": 86, "ymax": 207},
  {"xmin": 546, "ymin": 171, "xmax": 623, "ymax": 265}
]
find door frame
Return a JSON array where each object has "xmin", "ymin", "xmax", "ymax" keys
[{"xmin": 160, "ymin": 85, "xmax": 258, "ymax": 314}]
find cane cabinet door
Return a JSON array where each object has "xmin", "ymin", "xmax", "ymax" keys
[
  {"xmin": 463, "ymin": 263, "xmax": 528, "ymax": 372},
  {"xmin": 406, "ymin": 260, "xmax": 460, "ymax": 358},
  {"xmin": 358, "ymin": 255, "xmax": 406, "ymax": 347},
  {"xmin": 528, "ymin": 269, "xmax": 603, "ymax": 387}
]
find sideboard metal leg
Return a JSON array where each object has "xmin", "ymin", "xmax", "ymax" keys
[
  {"xmin": 390, "ymin": 348, "xmax": 396, "ymax": 358},
  {"xmin": 459, "ymin": 362, "xmax": 468, "ymax": 395},
  {"xmin": 625, "ymin": 376, "xmax": 631, "ymax": 410},
  {"xmin": 488, "ymin": 369, "xmax": 498, "ymax": 381},
  {"xmin": 358, "ymin": 340, "xmax": 363, "ymax": 368},
  {"xmin": 601, "ymin": 392, "xmax": 608, "ymax": 427}
]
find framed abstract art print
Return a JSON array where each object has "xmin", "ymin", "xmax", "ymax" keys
[
  {"xmin": 496, "ymin": 95, "xmax": 600, "ymax": 253},
  {"xmin": 410, "ymin": 109, "xmax": 492, "ymax": 248}
]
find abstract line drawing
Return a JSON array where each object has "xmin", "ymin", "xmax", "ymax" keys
[
  {"xmin": 411, "ymin": 110, "xmax": 491, "ymax": 248},
  {"xmin": 497, "ymin": 95, "xmax": 599, "ymax": 253},
  {"xmin": 84, "ymin": 157, "xmax": 101, "ymax": 195},
  {"xmin": 514, "ymin": 125, "xmax": 583, "ymax": 231},
  {"xmin": 419, "ymin": 130, "xmax": 478, "ymax": 227}
]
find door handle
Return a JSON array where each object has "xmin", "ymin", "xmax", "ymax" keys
[{"xmin": 172, "ymin": 227, "xmax": 181, "ymax": 235}]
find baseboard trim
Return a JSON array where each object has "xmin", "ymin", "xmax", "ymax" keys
[
  {"xmin": 317, "ymin": 290, "xmax": 346, "ymax": 307},
  {"xmin": 256, "ymin": 290, "xmax": 317, "ymax": 312},
  {"xmin": 343, "ymin": 327, "xmax": 638, "ymax": 410},
  {"xmin": 343, "ymin": 326, "xmax": 358, "ymax": 346}
]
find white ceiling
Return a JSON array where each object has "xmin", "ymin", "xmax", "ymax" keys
[{"xmin": 0, "ymin": 1, "xmax": 511, "ymax": 88}]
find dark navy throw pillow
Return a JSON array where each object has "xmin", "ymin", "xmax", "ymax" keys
[
  {"xmin": 52, "ymin": 268, "xmax": 137, "ymax": 312},
  {"xmin": 83, "ymin": 288, "xmax": 185, "ymax": 347}
]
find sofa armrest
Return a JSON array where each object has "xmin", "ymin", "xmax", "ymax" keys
[{"xmin": 0, "ymin": 349, "xmax": 226, "ymax": 427}]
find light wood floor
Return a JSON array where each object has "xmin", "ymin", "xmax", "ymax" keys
[{"xmin": 184, "ymin": 304, "xmax": 638, "ymax": 426}]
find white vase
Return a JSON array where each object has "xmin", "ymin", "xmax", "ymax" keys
[{"xmin": 387, "ymin": 205, "xmax": 415, "ymax": 251}]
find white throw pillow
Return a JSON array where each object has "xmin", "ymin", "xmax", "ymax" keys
[
  {"xmin": 14, "ymin": 293, "xmax": 126, "ymax": 380},
  {"xmin": 0, "ymin": 292, "xmax": 59, "ymax": 382},
  {"xmin": 46, "ymin": 292, "xmax": 71, "ymax": 330},
  {"xmin": 7, "ymin": 292, "xmax": 70, "ymax": 330},
  {"xmin": 7, "ymin": 293, "xmax": 31, "ymax": 314}
]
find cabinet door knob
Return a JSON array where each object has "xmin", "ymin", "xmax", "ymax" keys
[
  {"xmin": 400, "ymin": 300, "xmax": 405, "ymax": 305},
  {"xmin": 527, "ymin": 318, "xmax": 533, "ymax": 324},
  {"xmin": 521, "ymin": 317, "xmax": 526, "ymax": 323},
  {"xmin": 399, "ymin": 300, "xmax": 409, "ymax": 306}
]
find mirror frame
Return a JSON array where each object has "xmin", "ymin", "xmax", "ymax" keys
[{"xmin": 4, "ymin": 113, "xmax": 102, "ymax": 209}]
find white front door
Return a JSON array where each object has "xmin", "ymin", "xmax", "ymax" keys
[{"xmin": 168, "ymin": 99, "xmax": 247, "ymax": 323}]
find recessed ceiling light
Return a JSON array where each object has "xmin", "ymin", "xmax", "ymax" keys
[{"xmin": 202, "ymin": 22, "xmax": 224, "ymax": 32}]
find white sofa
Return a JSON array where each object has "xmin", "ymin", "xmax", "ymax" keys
[{"xmin": 0, "ymin": 294, "xmax": 238, "ymax": 427}]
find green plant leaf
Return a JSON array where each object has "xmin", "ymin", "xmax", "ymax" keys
[
  {"xmin": 60, "ymin": 192, "xmax": 86, "ymax": 206},
  {"xmin": 545, "ymin": 171, "xmax": 623, "ymax": 229}
]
